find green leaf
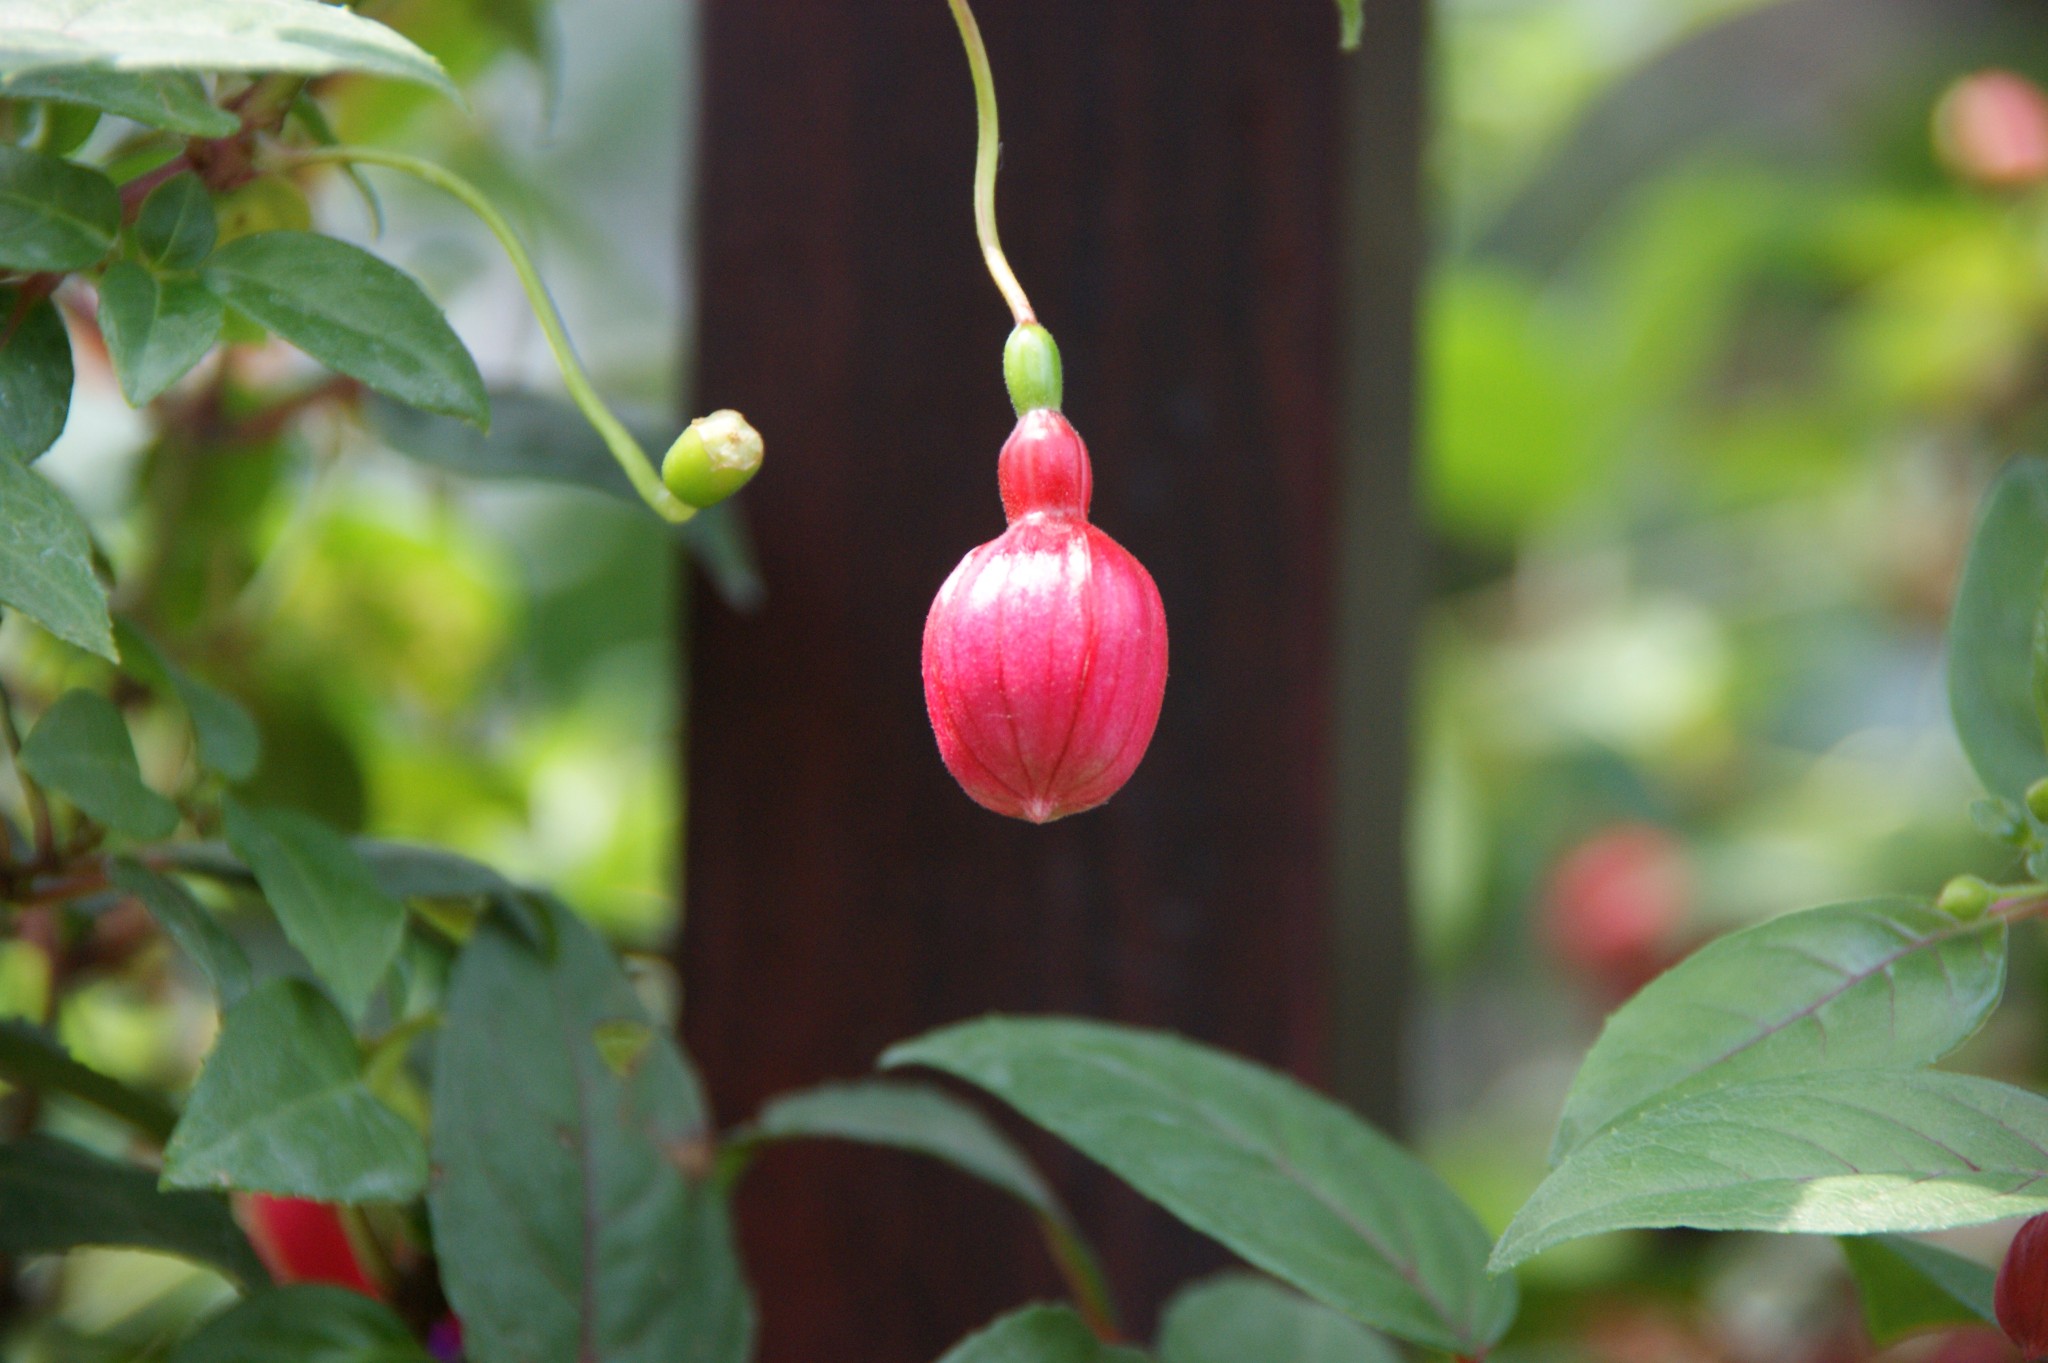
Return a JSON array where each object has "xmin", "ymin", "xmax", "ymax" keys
[
  {"xmin": 0, "ymin": 1018, "xmax": 178, "ymax": 1141},
  {"xmin": 205, "ymin": 232, "xmax": 487, "ymax": 426},
  {"xmin": 430, "ymin": 897, "xmax": 753, "ymax": 1363},
  {"xmin": 352, "ymin": 839, "xmax": 515, "ymax": 899},
  {"xmin": 162, "ymin": 978, "xmax": 426, "ymax": 1202},
  {"xmin": 1158, "ymin": 1274, "xmax": 1400, "ymax": 1363},
  {"xmin": 1, "ymin": 67, "xmax": 238, "ymax": 137},
  {"xmin": 115, "ymin": 622, "xmax": 260, "ymax": 780},
  {"xmin": 0, "ymin": 143, "xmax": 117, "ymax": 271},
  {"xmin": 1550, "ymin": 899, "xmax": 2006, "ymax": 1160},
  {"xmin": 0, "ymin": 1135, "xmax": 268, "ymax": 1286},
  {"xmin": 222, "ymin": 797, "xmax": 405, "ymax": 1021},
  {"xmin": 0, "ymin": 453, "xmax": 112, "ymax": 657},
  {"xmin": 1838, "ymin": 1235, "xmax": 1996, "ymax": 1346},
  {"xmin": 1951, "ymin": 457, "xmax": 2048, "ymax": 798},
  {"xmin": 108, "ymin": 859, "xmax": 252, "ymax": 1005},
  {"xmin": 18, "ymin": 689, "xmax": 179, "ymax": 837},
  {"xmin": 885, "ymin": 1018, "xmax": 1515, "ymax": 1357},
  {"xmin": 136, "ymin": 171, "xmax": 218, "ymax": 270},
  {"xmin": 1335, "ymin": 0, "xmax": 1362, "ymax": 49},
  {"xmin": 1495, "ymin": 1070, "xmax": 2048, "ymax": 1269},
  {"xmin": 0, "ymin": 283, "xmax": 74, "ymax": 460},
  {"xmin": 0, "ymin": 0, "xmax": 456, "ymax": 98},
  {"xmin": 97, "ymin": 261, "xmax": 222, "ymax": 405},
  {"xmin": 168, "ymin": 1285, "xmax": 431, "ymax": 1363},
  {"xmin": 939, "ymin": 1305, "xmax": 1147, "ymax": 1363}
]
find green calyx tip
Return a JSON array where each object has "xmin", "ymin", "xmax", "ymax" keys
[
  {"xmin": 1003, "ymin": 323, "xmax": 1062, "ymax": 415},
  {"xmin": 1937, "ymin": 874, "xmax": 1995, "ymax": 920}
]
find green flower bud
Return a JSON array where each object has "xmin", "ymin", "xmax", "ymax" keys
[
  {"xmin": 1937, "ymin": 874, "xmax": 1996, "ymax": 919},
  {"xmin": 662, "ymin": 409, "xmax": 763, "ymax": 509},
  {"xmin": 2026, "ymin": 778, "xmax": 2048, "ymax": 824},
  {"xmin": 1003, "ymin": 323, "xmax": 1062, "ymax": 416}
]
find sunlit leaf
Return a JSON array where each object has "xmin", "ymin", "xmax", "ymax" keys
[
  {"xmin": 0, "ymin": 143, "xmax": 117, "ymax": 271},
  {"xmin": 0, "ymin": 66, "xmax": 237, "ymax": 137},
  {"xmin": 18, "ymin": 689, "xmax": 179, "ymax": 838}
]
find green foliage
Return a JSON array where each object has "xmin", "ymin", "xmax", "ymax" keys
[
  {"xmin": 1157, "ymin": 1275, "xmax": 1400, "ymax": 1363},
  {"xmin": 136, "ymin": 172, "xmax": 218, "ymax": 271},
  {"xmin": 1950, "ymin": 457, "xmax": 2048, "ymax": 799},
  {"xmin": 0, "ymin": 67, "xmax": 239, "ymax": 137},
  {"xmin": 0, "ymin": 1019, "xmax": 178, "ymax": 1142},
  {"xmin": 936, "ymin": 1306, "xmax": 1146, "ymax": 1363},
  {"xmin": 162, "ymin": 978, "xmax": 427, "ymax": 1202},
  {"xmin": 166, "ymin": 1286, "xmax": 432, "ymax": 1363},
  {"xmin": 886, "ymin": 1018, "xmax": 1516, "ymax": 1357},
  {"xmin": 204, "ymin": 231, "xmax": 489, "ymax": 425},
  {"xmin": 0, "ymin": 285, "xmax": 75, "ymax": 461},
  {"xmin": 98, "ymin": 262, "xmax": 225, "ymax": 406},
  {"xmin": 0, "ymin": 144, "xmax": 118, "ymax": 271},
  {"xmin": 108, "ymin": 860, "xmax": 253, "ymax": 1005},
  {"xmin": 19, "ymin": 689, "xmax": 180, "ymax": 838},
  {"xmin": 0, "ymin": 1136, "xmax": 268, "ymax": 1287},
  {"xmin": 1838, "ymin": 1235, "xmax": 1996, "ymax": 1346},
  {"xmin": 0, "ymin": 453, "xmax": 112, "ymax": 657},
  {"xmin": 429, "ymin": 898, "xmax": 752, "ymax": 1363}
]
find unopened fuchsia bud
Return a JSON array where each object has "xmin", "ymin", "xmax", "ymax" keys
[
  {"xmin": 1998, "ymin": 1213, "xmax": 2048, "ymax": 1359},
  {"xmin": 922, "ymin": 326, "xmax": 1168, "ymax": 823},
  {"xmin": 1937, "ymin": 70, "xmax": 2048, "ymax": 190}
]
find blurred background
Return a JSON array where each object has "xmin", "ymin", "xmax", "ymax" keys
[{"xmin": 17, "ymin": 0, "xmax": 2048, "ymax": 1359}]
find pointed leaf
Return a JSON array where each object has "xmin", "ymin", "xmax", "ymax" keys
[
  {"xmin": 163, "ymin": 978, "xmax": 426, "ymax": 1202},
  {"xmin": 109, "ymin": 859, "xmax": 252, "ymax": 1005},
  {"xmin": 98, "ymin": 261, "xmax": 222, "ymax": 405},
  {"xmin": 136, "ymin": 172, "xmax": 218, "ymax": 270},
  {"xmin": 1951, "ymin": 456, "xmax": 2048, "ymax": 798},
  {"xmin": 1551, "ymin": 899, "xmax": 2006, "ymax": 1160},
  {"xmin": 1496, "ymin": 1070, "xmax": 2048, "ymax": 1269},
  {"xmin": 885, "ymin": 1018, "xmax": 1515, "ymax": 1357},
  {"xmin": 18, "ymin": 689, "xmax": 178, "ymax": 837},
  {"xmin": 0, "ymin": 0, "xmax": 455, "ymax": 97},
  {"xmin": 168, "ymin": 1285, "xmax": 431, "ymax": 1363},
  {"xmin": 1839, "ymin": 1235, "xmax": 1996, "ymax": 1346},
  {"xmin": 0, "ymin": 144, "xmax": 117, "ymax": 271},
  {"xmin": 0, "ymin": 453, "xmax": 112, "ymax": 656},
  {"xmin": 430, "ymin": 898, "xmax": 752, "ymax": 1363},
  {"xmin": 0, "ymin": 284, "xmax": 73, "ymax": 460},
  {"xmin": 1, "ymin": 67, "xmax": 237, "ymax": 137},
  {"xmin": 222, "ymin": 797, "xmax": 404, "ymax": 1021},
  {"xmin": 938, "ymin": 1305, "xmax": 1146, "ymax": 1363},
  {"xmin": 205, "ymin": 232, "xmax": 486, "ymax": 425},
  {"xmin": 1159, "ymin": 1274, "xmax": 1400, "ymax": 1363},
  {"xmin": 0, "ymin": 1135, "xmax": 268, "ymax": 1285}
]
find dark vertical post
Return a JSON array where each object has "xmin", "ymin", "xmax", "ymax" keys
[{"xmin": 679, "ymin": 2, "xmax": 1414, "ymax": 1359}]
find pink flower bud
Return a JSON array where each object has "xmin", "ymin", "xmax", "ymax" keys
[
  {"xmin": 1937, "ymin": 71, "xmax": 2048, "ymax": 189},
  {"xmin": 1998, "ymin": 1213, "xmax": 2048, "ymax": 1359},
  {"xmin": 923, "ymin": 409, "xmax": 1167, "ymax": 823}
]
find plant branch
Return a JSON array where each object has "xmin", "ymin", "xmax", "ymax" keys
[
  {"xmin": 946, "ymin": 0, "xmax": 1036, "ymax": 327},
  {"xmin": 276, "ymin": 145, "xmax": 698, "ymax": 524}
]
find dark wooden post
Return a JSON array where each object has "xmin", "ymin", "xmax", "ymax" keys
[{"xmin": 680, "ymin": 2, "xmax": 1422, "ymax": 1359}]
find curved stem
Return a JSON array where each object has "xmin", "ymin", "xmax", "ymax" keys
[
  {"xmin": 279, "ymin": 146, "xmax": 696, "ymax": 524},
  {"xmin": 946, "ymin": 0, "xmax": 1036, "ymax": 327}
]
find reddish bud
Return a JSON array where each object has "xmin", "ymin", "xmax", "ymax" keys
[
  {"xmin": 2000, "ymin": 1214, "xmax": 2048, "ymax": 1359},
  {"xmin": 244, "ymin": 1194, "xmax": 378, "ymax": 1297},
  {"xmin": 923, "ymin": 409, "xmax": 1167, "ymax": 823},
  {"xmin": 1542, "ymin": 823, "xmax": 1691, "ymax": 1001},
  {"xmin": 1937, "ymin": 71, "xmax": 2048, "ymax": 189}
]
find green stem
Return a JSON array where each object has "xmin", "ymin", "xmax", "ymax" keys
[
  {"xmin": 279, "ymin": 145, "xmax": 696, "ymax": 524},
  {"xmin": 946, "ymin": 0, "xmax": 1036, "ymax": 326}
]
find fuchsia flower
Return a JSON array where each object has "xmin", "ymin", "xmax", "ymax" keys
[
  {"xmin": 2002, "ymin": 1214, "xmax": 2048, "ymax": 1359},
  {"xmin": 922, "ymin": 407, "xmax": 1167, "ymax": 823}
]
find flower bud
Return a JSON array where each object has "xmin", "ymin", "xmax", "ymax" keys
[
  {"xmin": 923, "ymin": 409, "xmax": 1167, "ymax": 823},
  {"xmin": 1998, "ymin": 1213, "xmax": 2048, "ymax": 1359},
  {"xmin": 2027, "ymin": 779, "xmax": 2048, "ymax": 826},
  {"xmin": 1003, "ymin": 323, "xmax": 1063, "ymax": 415},
  {"xmin": 1938, "ymin": 874, "xmax": 1996, "ymax": 920},
  {"xmin": 662, "ymin": 409, "xmax": 763, "ymax": 509},
  {"xmin": 243, "ymin": 1194, "xmax": 378, "ymax": 1297},
  {"xmin": 1937, "ymin": 71, "xmax": 2048, "ymax": 190}
]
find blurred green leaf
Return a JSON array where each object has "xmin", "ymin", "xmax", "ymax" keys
[
  {"xmin": 938, "ymin": 1305, "xmax": 1146, "ymax": 1363},
  {"xmin": 115, "ymin": 622, "xmax": 261, "ymax": 781},
  {"xmin": 0, "ymin": 144, "xmax": 117, "ymax": 271},
  {"xmin": 108, "ymin": 859, "xmax": 252, "ymax": 1005},
  {"xmin": 163, "ymin": 978, "xmax": 427, "ymax": 1202},
  {"xmin": 1838, "ymin": 1235, "xmax": 1996, "ymax": 1346},
  {"xmin": 0, "ymin": 453, "xmax": 110, "ymax": 657},
  {"xmin": 0, "ymin": 1135, "xmax": 268, "ymax": 1286},
  {"xmin": 352, "ymin": 839, "xmax": 515, "ymax": 900},
  {"xmin": 0, "ymin": 67, "xmax": 237, "ymax": 137},
  {"xmin": 97, "ymin": 261, "xmax": 222, "ymax": 406},
  {"xmin": 0, "ymin": 1018, "xmax": 178, "ymax": 1141},
  {"xmin": 1158, "ymin": 1274, "xmax": 1400, "ymax": 1363},
  {"xmin": 136, "ymin": 171, "xmax": 217, "ymax": 270},
  {"xmin": 222, "ymin": 797, "xmax": 405, "ymax": 1021},
  {"xmin": 19, "ymin": 689, "xmax": 179, "ymax": 838},
  {"xmin": 204, "ymin": 232, "xmax": 487, "ymax": 426},
  {"xmin": 168, "ymin": 1286, "xmax": 430, "ymax": 1363},
  {"xmin": 430, "ymin": 897, "xmax": 752, "ymax": 1363},
  {"xmin": 0, "ymin": 284, "xmax": 74, "ymax": 460},
  {"xmin": 886, "ymin": 1018, "xmax": 1515, "ymax": 1357},
  {"xmin": 1496, "ymin": 1071, "xmax": 2048, "ymax": 1269},
  {"xmin": 1950, "ymin": 456, "xmax": 2048, "ymax": 799},
  {"xmin": 0, "ymin": 0, "xmax": 455, "ymax": 97},
  {"xmin": 1550, "ymin": 900, "xmax": 2005, "ymax": 1161}
]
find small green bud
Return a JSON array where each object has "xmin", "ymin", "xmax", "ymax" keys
[
  {"xmin": 2027, "ymin": 779, "xmax": 2048, "ymax": 824},
  {"xmin": 1973, "ymin": 797, "xmax": 2030, "ymax": 845},
  {"xmin": 1938, "ymin": 874, "xmax": 1996, "ymax": 919},
  {"xmin": 1003, "ymin": 323, "xmax": 1062, "ymax": 416},
  {"xmin": 662, "ymin": 409, "xmax": 763, "ymax": 509}
]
